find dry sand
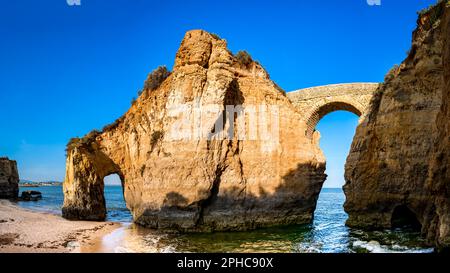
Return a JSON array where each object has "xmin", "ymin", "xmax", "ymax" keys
[{"xmin": 0, "ymin": 200, "xmax": 120, "ymax": 253}]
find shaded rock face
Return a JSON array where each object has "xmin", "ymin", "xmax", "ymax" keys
[
  {"xmin": 62, "ymin": 30, "xmax": 327, "ymax": 231},
  {"xmin": 0, "ymin": 158, "xmax": 19, "ymax": 199},
  {"xmin": 428, "ymin": 1, "xmax": 450, "ymax": 250},
  {"xmin": 344, "ymin": 2, "xmax": 450, "ymax": 250}
]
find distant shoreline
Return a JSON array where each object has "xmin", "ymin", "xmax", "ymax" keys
[
  {"xmin": 18, "ymin": 182, "xmax": 130, "ymax": 187},
  {"xmin": 19, "ymin": 182, "xmax": 62, "ymax": 187}
]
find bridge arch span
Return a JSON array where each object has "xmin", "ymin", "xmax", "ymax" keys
[
  {"xmin": 305, "ymin": 100, "xmax": 363, "ymax": 138},
  {"xmin": 287, "ymin": 83, "xmax": 379, "ymax": 138}
]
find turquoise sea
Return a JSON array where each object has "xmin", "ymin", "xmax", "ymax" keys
[{"xmin": 15, "ymin": 186, "xmax": 433, "ymax": 253}]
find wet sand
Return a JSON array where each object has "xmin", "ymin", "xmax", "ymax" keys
[
  {"xmin": 0, "ymin": 200, "xmax": 120, "ymax": 253},
  {"xmin": 78, "ymin": 223, "xmax": 177, "ymax": 253}
]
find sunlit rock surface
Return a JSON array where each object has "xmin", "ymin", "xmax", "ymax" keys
[
  {"xmin": 62, "ymin": 3, "xmax": 449, "ymax": 252},
  {"xmin": 62, "ymin": 30, "xmax": 329, "ymax": 231}
]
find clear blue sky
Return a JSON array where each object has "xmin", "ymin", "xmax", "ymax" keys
[{"xmin": 0, "ymin": 0, "xmax": 436, "ymax": 184}]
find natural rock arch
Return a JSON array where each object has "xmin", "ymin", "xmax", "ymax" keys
[
  {"xmin": 61, "ymin": 1, "xmax": 450, "ymax": 251},
  {"xmin": 62, "ymin": 30, "xmax": 331, "ymax": 230},
  {"xmin": 61, "ymin": 32, "xmax": 379, "ymax": 231},
  {"xmin": 287, "ymin": 83, "xmax": 379, "ymax": 138},
  {"xmin": 62, "ymin": 141, "xmax": 125, "ymax": 221}
]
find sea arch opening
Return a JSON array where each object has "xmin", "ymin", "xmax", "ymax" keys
[
  {"xmin": 307, "ymin": 101, "xmax": 364, "ymax": 213},
  {"xmin": 311, "ymin": 110, "xmax": 360, "ymax": 242},
  {"xmin": 103, "ymin": 173, "xmax": 132, "ymax": 222}
]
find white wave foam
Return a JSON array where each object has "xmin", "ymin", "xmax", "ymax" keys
[{"xmin": 352, "ymin": 240, "xmax": 434, "ymax": 253}]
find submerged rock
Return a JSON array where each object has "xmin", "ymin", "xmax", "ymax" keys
[
  {"xmin": 344, "ymin": 1, "xmax": 450, "ymax": 251},
  {"xmin": 0, "ymin": 157, "xmax": 19, "ymax": 199},
  {"xmin": 20, "ymin": 191, "xmax": 42, "ymax": 201}
]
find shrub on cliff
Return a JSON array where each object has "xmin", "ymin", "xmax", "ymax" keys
[
  {"xmin": 274, "ymin": 82, "xmax": 287, "ymax": 96},
  {"xmin": 384, "ymin": 64, "xmax": 400, "ymax": 82},
  {"xmin": 210, "ymin": 33, "xmax": 221, "ymax": 40},
  {"xmin": 102, "ymin": 116, "xmax": 125, "ymax": 132},
  {"xmin": 150, "ymin": 130, "xmax": 164, "ymax": 151},
  {"xmin": 143, "ymin": 66, "xmax": 171, "ymax": 91},
  {"xmin": 235, "ymin": 50, "xmax": 253, "ymax": 67},
  {"xmin": 417, "ymin": 0, "xmax": 446, "ymax": 16},
  {"xmin": 417, "ymin": 0, "xmax": 446, "ymax": 29},
  {"xmin": 66, "ymin": 130, "xmax": 101, "ymax": 153}
]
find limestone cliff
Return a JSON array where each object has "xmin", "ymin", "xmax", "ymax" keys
[
  {"xmin": 428, "ymin": 0, "xmax": 450, "ymax": 250},
  {"xmin": 0, "ymin": 157, "xmax": 19, "ymax": 199},
  {"xmin": 344, "ymin": 1, "xmax": 450, "ymax": 250},
  {"xmin": 62, "ymin": 2, "xmax": 450, "ymax": 251},
  {"xmin": 62, "ymin": 30, "xmax": 326, "ymax": 231}
]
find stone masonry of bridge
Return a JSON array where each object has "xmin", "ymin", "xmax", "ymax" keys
[{"xmin": 287, "ymin": 83, "xmax": 379, "ymax": 138}]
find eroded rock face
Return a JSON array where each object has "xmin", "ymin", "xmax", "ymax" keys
[
  {"xmin": 344, "ymin": 2, "xmax": 450, "ymax": 250},
  {"xmin": 62, "ymin": 3, "xmax": 450, "ymax": 251},
  {"xmin": 62, "ymin": 30, "xmax": 327, "ymax": 231},
  {"xmin": 428, "ymin": 1, "xmax": 450, "ymax": 250},
  {"xmin": 0, "ymin": 157, "xmax": 19, "ymax": 199}
]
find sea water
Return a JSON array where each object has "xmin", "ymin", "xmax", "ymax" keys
[
  {"xmin": 15, "ymin": 186, "xmax": 434, "ymax": 253},
  {"xmin": 17, "ymin": 185, "xmax": 132, "ymax": 223}
]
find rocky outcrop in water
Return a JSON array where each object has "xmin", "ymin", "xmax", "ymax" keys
[
  {"xmin": 0, "ymin": 158, "xmax": 19, "ymax": 199},
  {"xmin": 20, "ymin": 191, "xmax": 42, "ymax": 201},
  {"xmin": 62, "ymin": 2, "xmax": 450, "ymax": 251},
  {"xmin": 344, "ymin": 1, "xmax": 450, "ymax": 251},
  {"xmin": 62, "ymin": 30, "xmax": 327, "ymax": 231}
]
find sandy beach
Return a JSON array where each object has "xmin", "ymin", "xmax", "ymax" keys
[{"xmin": 0, "ymin": 200, "xmax": 120, "ymax": 253}]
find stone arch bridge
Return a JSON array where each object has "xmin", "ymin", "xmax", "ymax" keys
[{"xmin": 287, "ymin": 83, "xmax": 379, "ymax": 138}]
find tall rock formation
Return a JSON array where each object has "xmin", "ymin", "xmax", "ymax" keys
[
  {"xmin": 0, "ymin": 157, "xmax": 19, "ymax": 199},
  {"xmin": 344, "ymin": 1, "xmax": 450, "ymax": 251},
  {"xmin": 62, "ymin": 30, "xmax": 327, "ymax": 231},
  {"xmin": 62, "ymin": 2, "xmax": 450, "ymax": 251},
  {"xmin": 428, "ymin": 0, "xmax": 450, "ymax": 250}
]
